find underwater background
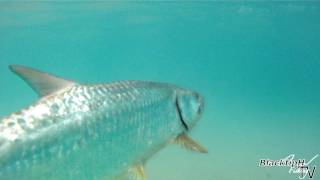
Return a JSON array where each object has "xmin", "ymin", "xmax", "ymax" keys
[{"xmin": 0, "ymin": 2, "xmax": 319, "ymax": 180}]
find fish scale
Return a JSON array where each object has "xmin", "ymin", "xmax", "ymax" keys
[{"xmin": 0, "ymin": 65, "xmax": 206, "ymax": 180}]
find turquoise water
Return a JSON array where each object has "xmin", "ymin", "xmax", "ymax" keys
[{"xmin": 1, "ymin": 2, "xmax": 320, "ymax": 180}]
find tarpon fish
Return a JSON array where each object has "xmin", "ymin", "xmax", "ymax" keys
[{"xmin": 0, "ymin": 65, "xmax": 206, "ymax": 180}]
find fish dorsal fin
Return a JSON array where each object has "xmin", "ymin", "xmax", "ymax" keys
[
  {"xmin": 9, "ymin": 65, "xmax": 76, "ymax": 97},
  {"xmin": 175, "ymin": 133, "xmax": 208, "ymax": 153}
]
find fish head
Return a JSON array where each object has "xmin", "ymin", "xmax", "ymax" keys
[{"xmin": 176, "ymin": 90, "xmax": 204, "ymax": 131}]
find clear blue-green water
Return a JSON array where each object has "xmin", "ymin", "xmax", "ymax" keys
[{"xmin": 0, "ymin": 2, "xmax": 320, "ymax": 180}]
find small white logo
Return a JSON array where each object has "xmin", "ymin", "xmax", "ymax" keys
[{"xmin": 259, "ymin": 154, "xmax": 318, "ymax": 179}]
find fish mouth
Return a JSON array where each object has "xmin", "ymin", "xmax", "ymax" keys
[{"xmin": 175, "ymin": 97, "xmax": 189, "ymax": 131}]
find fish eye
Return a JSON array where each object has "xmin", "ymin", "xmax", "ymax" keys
[
  {"xmin": 194, "ymin": 93, "xmax": 200, "ymax": 100},
  {"xmin": 197, "ymin": 106, "xmax": 202, "ymax": 114}
]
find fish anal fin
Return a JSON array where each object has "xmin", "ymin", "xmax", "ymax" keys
[
  {"xmin": 175, "ymin": 133, "xmax": 208, "ymax": 153},
  {"xmin": 127, "ymin": 164, "xmax": 147, "ymax": 180},
  {"xmin": 9, "ymin": 65, "xmax": 76, "ymax": 97}
]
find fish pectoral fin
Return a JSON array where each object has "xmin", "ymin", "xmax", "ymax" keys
[
  {"xmin": 175, "ymin": 133, "xmax": 208, "ymax": 153},
  {"xmin": 9, "ymin": 65, "xmax": 76, "ymax": 97},
  {"xmin": 127, "ymin": 164, "xmax": 147, "ymax": 180}
]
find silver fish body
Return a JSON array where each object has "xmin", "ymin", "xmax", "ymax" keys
[{"xmin": 0, "ymin": 78, "xmax": 204, "ymax": 180}]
